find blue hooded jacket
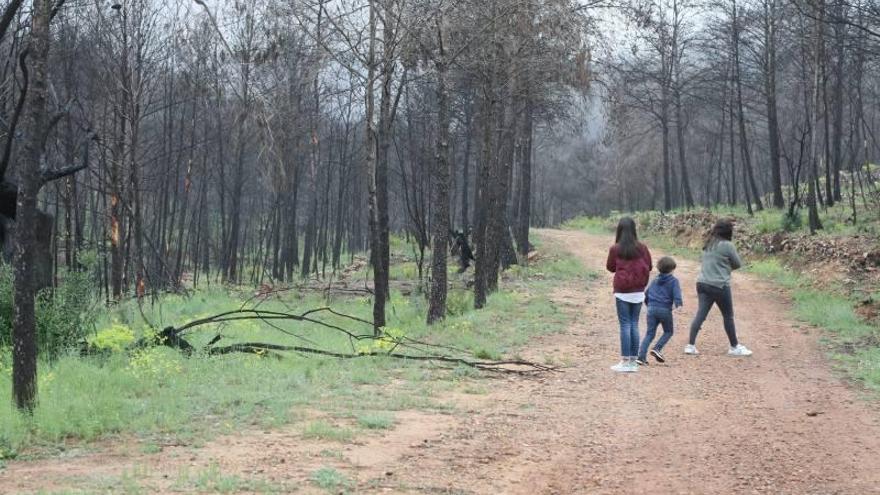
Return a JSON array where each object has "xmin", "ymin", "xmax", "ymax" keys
[{"xmin": 645, "ymin": 273, "xmax": 683, "ymax": 310}]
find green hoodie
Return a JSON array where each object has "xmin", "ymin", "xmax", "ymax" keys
[{"xmin": 697, "ymin": 239, "xmax": 742, "ymax": 288}]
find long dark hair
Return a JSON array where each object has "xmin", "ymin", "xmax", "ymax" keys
[
  {"xmin": 615, "ymin": 217, "xmax": 640, "ymax": 260},
  {"xmin": 704, "ymin": 219, "xmax": 734, "ymax": 251}
]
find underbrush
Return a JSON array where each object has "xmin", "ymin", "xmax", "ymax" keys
[
  {"xmin": 0, "ymin": 265, "xmax": 98, "ymax": 359},
  {"xmin": 0, "ymin": 234, "xmax": 587, "ymax": 457}
]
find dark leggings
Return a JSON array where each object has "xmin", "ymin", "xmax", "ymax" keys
[{"xmin": 688, "ymin": 282, "xmax": 738, "ymax": 347}]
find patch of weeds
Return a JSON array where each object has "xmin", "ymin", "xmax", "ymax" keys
[
  {"xmin": 99, "ymin": 465, "xmax": 151, "ymax": 495},
  {"xmin": 311, "ymin": 467, "xmax": 352, "ymax": 492},
  {"xmin": 357, "ymin": 412, "xmax": 394, "ymax": 430},
  {"xmin": 194, "ymin": 464, "xmax": 243, "ymax": 493},
  {"xmin": 849, "ymin": 347, "xmax": 880, "ymax": 392},
  {"xmin": 746, "ymin": 258, "xmax": 800, "ymax": 288},
  {"xmin": 319, "ymin": 449, "xmax": 344, "ymax": 459},
  {"xmin": 473, "ymin": 348, "xmax": 501, "ymax": 360},
  {"xmin": 445, "ymin": 290, "xmax": 473, "ymax": 317},
  {"xmin": 792, "ymin": 290, "xmax": 874, "ymax": 340},
  {"xmin": 0, "ymin": 437, "xmax": 17, "ymax": 460},
  {"xmin": 542, "ymin": 355, "xmax": 559, "ymax": 366},
  {"xmin": 140, "ymin": 442, "xmax": 162, "ymax": 454},
  {"xmin": 174, "ymin": 463, "xmax": 283, "ymax": 493},
  {"xmin": 451, "ymin": 364, "xmax": 480, "ymax": 379},
  {"xmin": 461, "ymin": 385, "xmax": 488, "ymax": 395},
  {"xmin": 302, "ymin": 421, "xmax": 355, "ymax": 442},
  {"xmin": 562, "ymin": 216, "xmax": 611, "ymax": 234}
]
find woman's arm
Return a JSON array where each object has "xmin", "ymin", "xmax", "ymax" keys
[
  {"xmin": 606, "ymin": 246, "xmax": 616, "ymax": 273},
  {"xmin": 727, "ymin": 242, "xmax": 743, "ymax": 270}
]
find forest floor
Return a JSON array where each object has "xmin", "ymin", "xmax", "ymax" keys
[{"xmin": 3, "ymin": 229, "xmax": 880, "ymax": 494}]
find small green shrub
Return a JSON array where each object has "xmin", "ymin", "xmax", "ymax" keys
[
  {"xmin": 311, "ymin": 467, "xmax": 351, "ymax": 491},
  {"xmin": 445, "ymin": 290, "xmax": 472, "ymax": 316},
  {"xmin": 0, "ymin": 265, "xmax": 97, "ymax": 358},
  {"xmin": 302, "ymin": 421, "xmax": 354, "ymax": 442},
  {"xmin": 357, "ymin": 412, "xmax": 394, "ymax": 429},
  {"xmin": 90, "ymin": 323, "xmax": 136, "ymax": 352},
  {"xmin": 753, "ymin": 211, "xmax": 779, "ymax": 234},
  {"xmin": 781, "ymin": 211, "xmax": 803, "ymax": 232}
]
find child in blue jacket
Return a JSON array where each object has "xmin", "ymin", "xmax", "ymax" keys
[{"xmin": 637, "ymin": 256, "xmax": 682, "ymax": 365}]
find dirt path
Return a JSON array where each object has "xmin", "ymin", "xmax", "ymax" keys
[
  {"xmin": 380, "ymin": 229, "xmax": 880, "ymax": 494},
  {"xmin": 4, "ymin": 229, "xmax": 880, "ymax": 494}
]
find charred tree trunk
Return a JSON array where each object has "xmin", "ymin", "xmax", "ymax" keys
[
  {"xmin": 763, "ymin": 0, "xmax": 785, "ymax": 208},
  {"xmin": 365, "ymin": 0, "xmax": 385, "ymax": 333},
  {"xmin": 515, "ymin": 98, "xmax": 532, "ymax": 258},
  {"xmin": 732, "ymin": 0, "xmax": 763, "ymax": 212},
  {"xmin": 12, "ymin": 0, "xmax": 51, "ymax": 412},
  {"xmin": 807, "ymin": 0, "xmax": 825, "ymax": 233},
  {"xmin": 427, "ymin": 26, "xmax": 450, "ymax": 324},
  {"xmin": 674, "ymin": 90, "xmax": 694, "ymax": 209}
]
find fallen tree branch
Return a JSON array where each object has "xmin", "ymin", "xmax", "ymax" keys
[
  {"xmin": 150, "ymin": 308, "xmax": 556, "ymax": 375},
  {"xmin": 206, "ymin": 342, "xmax": 556, "ymax": 374}
]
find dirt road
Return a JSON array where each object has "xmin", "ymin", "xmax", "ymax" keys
[
  {"xmin": 4, "ymin": 229, "xmax": 880, "ymax": 494},
  {"xmin": 382, "ymin": 229, "xmax": 880, "ymax": 494}
]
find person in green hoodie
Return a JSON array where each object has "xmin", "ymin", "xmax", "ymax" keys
[{"xmin": 685, "ymin": 219, "xmax": 753, "ymax": 357}]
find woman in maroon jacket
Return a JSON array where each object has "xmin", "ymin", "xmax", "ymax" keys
[{"xmin": 606, "ymin": 217, "xmax": 653, "ymax": 373}]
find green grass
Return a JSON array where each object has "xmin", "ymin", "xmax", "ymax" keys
[
  {"xmin": 302, "ymin": 421, "xmax": 355, "ymax": 442},
  {"xmin": 310, "ymin": 467, "xmax": 351, "ymax": 491},
  {"xmin": 561, "ymin": 216, "xmax": 610, "ymax": 234},
  {"xmin": 0, "ymin": 233, "xmax": 587, "ymax": 459},
  {"xmin": 746, "ymin": 258, "xmax": 800, "ymax": 287},
  {"xmin": 754, "ymin": 262, "xmax": 880, "ymax": 390},
  {"xmin": 169, "ymin": 464, "xmax": 286, "ymax": 493},
  {"xmin": 356, "ymin": 412, "xmax": 394, "ymax": 430}
]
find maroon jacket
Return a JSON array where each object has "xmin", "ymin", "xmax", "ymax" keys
[{"xmin": 606, "ymin": 243, "xmax": 653, "ymax": 293}]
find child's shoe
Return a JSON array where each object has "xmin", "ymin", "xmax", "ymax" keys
[
  {"xmin": 728, "ymin": 344, "xmax": 753, "ymax": 357},
  {"xmin": 650, "ymin": 349, "xmax": 665, "ymax": 363},
  {"xmin": 684, "ymin": 344, "xmax": 699, "ymax": 355}
]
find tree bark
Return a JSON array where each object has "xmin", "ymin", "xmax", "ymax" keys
[
  {"xmin": 365, "ymin": 0, "xmax": 385, "ymax": 332},
  {"xmin": 515, "ymin": 98, "xmax": 532, "ymax": 258},
  {"xmin": 732, "ymin": 0, "xmax": 763, "ymax": 212},
  {"xmin": 763, "ymin": 0, "xmax": 785, "ymax": 208},
  {"xmin": 427, "ymin": 23, "xmax": 450, "ymax": 324},
  {"xmin": 12, "ymin": 0, "xmax": 51, "ymax": 412}
]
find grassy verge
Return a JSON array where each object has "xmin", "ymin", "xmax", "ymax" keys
[
  {"xmin": 746, "ymin": 258, "xmax": 880, "ymax": 392},
  {"xmin": 0, "ymin": 233, "xmax": 591, "ymax": 460},
  {"xmin": 566, "ymin": 212, "xmax": 880, "ymax": 393}
]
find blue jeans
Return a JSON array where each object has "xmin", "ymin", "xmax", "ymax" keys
[
  {"xmin": 638, "ymin": 306, "xmax": 674, "ymax": 361},
  {"xmin": 615, "ymin": 298, "xmax": 641, "ymax": 358}
]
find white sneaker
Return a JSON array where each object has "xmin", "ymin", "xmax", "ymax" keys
[
  {"xmin": 728, "ymin": 344, "xmax": 753, "ymax": 357},
  {"xmin": 684, "ymin": 344, "xmax": 699, "ymax": 355},
  {"xmin": 610, "ymin": 361, "xmax": 638, "ymax": 373}
]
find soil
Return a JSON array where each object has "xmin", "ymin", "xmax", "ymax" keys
[{"xmin": 3, "ymin": 229, "xmax": 880, "ymax": 494}]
